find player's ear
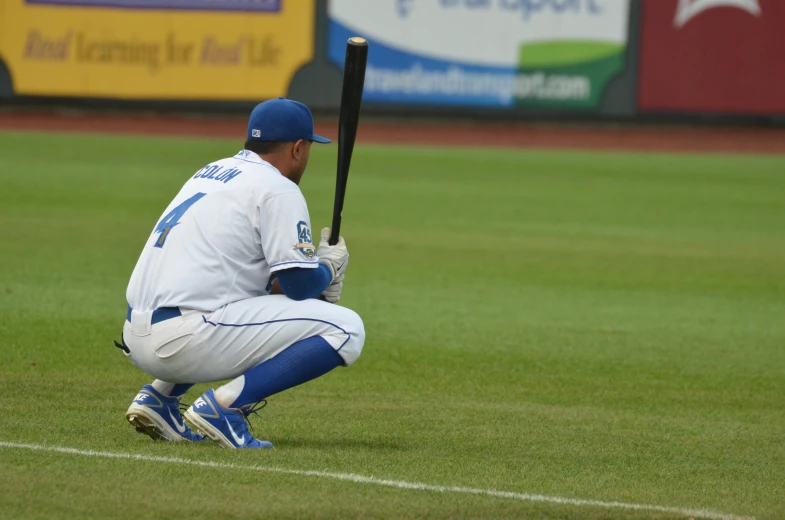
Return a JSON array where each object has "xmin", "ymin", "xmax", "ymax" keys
[{"xmin": 292, "ymin": 139, "xmax": 304, "ymax": 160}]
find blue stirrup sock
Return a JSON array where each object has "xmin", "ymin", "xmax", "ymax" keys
[
  {"xmin": 151, "ymin": 380, "xmax": 193, "ymax": 398},
  {"xmin": 215, "ymin": 336, "xmax": 344, "ymax": 410}
]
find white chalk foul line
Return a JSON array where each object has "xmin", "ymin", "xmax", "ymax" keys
[{"xmin": 0, "ymin": 441, "xmax": 754, "ymax": 520}]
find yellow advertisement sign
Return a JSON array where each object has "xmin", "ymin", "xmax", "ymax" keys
[{"xmin": 0, "ymin": 0, "xmax": 315, "ymax": 100}]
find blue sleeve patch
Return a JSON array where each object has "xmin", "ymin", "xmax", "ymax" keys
[{"xmin": 293, "ymin": 221, "xmax": 316, "ymax": 259}]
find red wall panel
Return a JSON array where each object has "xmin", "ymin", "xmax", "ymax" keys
[{"xmin": 638, "ymin": 0, "xmax": 785, "ymax": 115}]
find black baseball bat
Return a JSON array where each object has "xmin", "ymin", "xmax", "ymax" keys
[{"xmin": 329, "ymin": 37, "xmax": 368, "ymax": 246}]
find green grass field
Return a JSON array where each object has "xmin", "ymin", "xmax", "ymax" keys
[{"xmin": 0, "ymin": 130, "xmax": 783, "ymax": 519}]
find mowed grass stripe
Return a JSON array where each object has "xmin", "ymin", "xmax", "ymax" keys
[
  {"xmin": 1, "ymin": 131, "xmax": 783, "ymax": 518},
  {"xmin": 0, "ymin": 442, "xmax": 756, "ymax": 520}
]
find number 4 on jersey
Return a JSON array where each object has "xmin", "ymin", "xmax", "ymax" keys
[{"xmin": 154, "ymin": 192, "xmax": 206, "ymax": 248}]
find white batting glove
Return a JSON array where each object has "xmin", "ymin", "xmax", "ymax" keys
[
  {"xmin": 317, "ymin": 227, "xmax": 349, "ymax": 282},
  {"xmin": 321, "ymin": 274, "xmax": 344, "ymax": 303}
]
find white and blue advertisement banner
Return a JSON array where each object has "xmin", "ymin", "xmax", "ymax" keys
[{"xmin": 328, "ymin": 0, "xmax": 631, "ymax": 108}]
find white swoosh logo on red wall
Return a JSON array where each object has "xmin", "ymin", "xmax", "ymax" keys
[{"xmin": 674, "ymin": 0, "xmax": 761, "ymax": 28}]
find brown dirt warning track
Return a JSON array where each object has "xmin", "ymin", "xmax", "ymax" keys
[{"xmin": 1, "ymin": 110, "xmax": 785, "ymax": 154}]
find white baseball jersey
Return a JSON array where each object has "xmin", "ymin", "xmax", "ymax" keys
[{"xmin": 126, "ymin": 150, "xmax": 318, "ymax": 313}]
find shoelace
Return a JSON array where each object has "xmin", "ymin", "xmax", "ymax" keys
[{"xmin": 241, "ymin": 400, "xmax": 268, "ymax": 433}]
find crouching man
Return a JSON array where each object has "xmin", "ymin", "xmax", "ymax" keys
[{"xmin": 118, "ymin": 98, "xmax": 364, "ymax": 448}]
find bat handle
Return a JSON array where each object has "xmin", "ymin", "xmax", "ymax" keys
[{"xmin": 329, "ymin": 218, "xmax": 341, "ymax": 246}]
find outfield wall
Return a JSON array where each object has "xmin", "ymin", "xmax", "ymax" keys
[{"xmin": 0, "ymin": 0, "xmax": 783, "ymax": 123}]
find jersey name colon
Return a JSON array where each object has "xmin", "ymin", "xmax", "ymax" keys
[{"xmin": 126, "ymin": 150, "xmax": 318, "ymax": 313}]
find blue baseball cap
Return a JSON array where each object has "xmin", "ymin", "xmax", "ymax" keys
[{"xmin": 247, "ymin": 97, "xmax": 331, "ymax": 144}]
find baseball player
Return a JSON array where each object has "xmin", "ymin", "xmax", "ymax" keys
[{"xmin": 117, "ymin": 98, "xmax": 364, "ymax": 449}]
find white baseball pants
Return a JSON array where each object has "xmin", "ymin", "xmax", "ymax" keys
[{"xmin": 122, "ymin": 295, "xmax": 365, "ymax": 384}]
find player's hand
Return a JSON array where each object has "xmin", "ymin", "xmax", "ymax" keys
[
  {"xmin": 317, "ymin": 227, "xmax": 349, "ymax": 281},
  {"xmin": 321, "ymin": 274, "xmax": 344, "ymax": 303}
]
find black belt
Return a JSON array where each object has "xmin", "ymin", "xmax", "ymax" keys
[{"xmin": 126, "ymin": 305, "xmax": 182, "ymax": 325}]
